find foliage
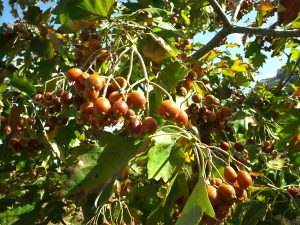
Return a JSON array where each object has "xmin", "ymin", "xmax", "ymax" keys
[{"xmin": 0, "ymin": 0, "xmax": 300, "ymax": 224}]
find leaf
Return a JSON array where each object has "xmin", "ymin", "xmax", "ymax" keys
[
  {"xmin": 35, "ymin": 58, "xmax": 57, "ymax": 81},
  {"xmin": 256, "ymin": 0, "xmax": 273, "ymax": 11},
  {"xmin": 10, "ymin": 73, "xmax": 36, "ymax": 96},
  {"xmin": 231, "ymin": 200, "xmax": 268, "ymax": 225},
  {"xmin": 292, "ymin": 13, "xmax": 300, "ymax": 29},
  {"xmin": 231, "ymin": 60, "xmax": 249, "ymax": 73},
  {"xmin": 0, "ymin": 0, "xmax": 3, "ymax": 17},
  {"xmin": 30, "ymin": 36, "xmax": 54, "ymax": 59},
  {"xmin": 245, "ymin": 41, "xmax": 267, "ymax": 68},
  {"xmin": 65, "ymin": 132, "xmax": 142, "ymax": 196},
  {"xmin": 175, "ymin": 179, "xmax": 215, "ymax": 225},
  {"xmin": 0, "ymin": 204, "xmax": 35, "ymax": 225},
  {"xmin": 158, "ymin": 61, "xmax": 189, "ymax": 93},
  {"xmin": 266, "ymin": 158, "xmax": 287, "ymax": 170},
  {"xmin": 76, "ymin": 0, "xmax": 115, "ymax": 17},
  {"xmin": 147, "ymin": 132, "xmax": 185, "ymax": 182},
  {"xmin": 24, "ymin": 6, "xmax": 42, "ymax": 25}
]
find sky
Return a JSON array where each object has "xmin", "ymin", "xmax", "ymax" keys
[{"xmin": 0, "ymin": 1, "xmax": 285, "ymax": 81}]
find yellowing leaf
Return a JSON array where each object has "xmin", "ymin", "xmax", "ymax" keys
[
  {"xmin": 184, "ymin": 149, "xmax": 194, "ymax": 163},
  {"xmin": 294, "ymin": 86, "xmax": 300, "ymax": 96},
  {"xmin": 257, "ymin": 0, "xmax": 274, "ymax": 11}
]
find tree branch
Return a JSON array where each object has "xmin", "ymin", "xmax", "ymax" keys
[
  {"xmin": 191, "ymin": 27, "xmax": 231, "ymax": 59},
  {"xmin": 231, "ymin": 0, "xmax": 244, "ymax": 22},
  {"xmin": 231, "ymin": 26, "xmax": 300, "ymax": 37},
  {"xmin": 207, "ymin": 0, "xmax": 231, "ymax": 26}
]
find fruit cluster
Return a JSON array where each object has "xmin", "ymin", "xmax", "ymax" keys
[
  {"xmin": 2, "ymin": 111, "xmax": 44, "ymax": 154},
  {"xmin": 158, "ymin": 100, "xmax": 189, "ymax": 126},
  {"xmin": 260, "ymin": 140, "xmax": 274, "ymax": 154},
  {"xmin": 206, "ymin": 166, "xmax": 252, "ymax": 222},
  {"xmin": 176, "ymin": 70, "xmax": 200, "ymax": 96},
  {"xmin": 187, "ymin": 94, "xmax": 232, "ymax": 144},
  {"xmin": 66, "ymin": 68, "xmax": 158, "ymax": 135}
]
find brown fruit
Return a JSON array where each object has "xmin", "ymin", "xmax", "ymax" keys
[
  {"xmin": 67, "ymin": 68, "xmax": 82, "ymax": 81},
  {"xmin": 175, "ymin": 109, "xmax": 188, "ymax": 126},
  {"xmin": 95, "ymin": 97, "xmax": 111, "ymax": 114},
  {"xmin": 214, "ymin": 204, "xmax": 231, "ymax": 219},
  {"xmin": 111, "ymin": 77, "xmax": 127, "ymax": 91},
  {"xmin": 61, "ymin": 92, "xmax": 73, "ymax": 106},
  {"xmin": 80, "ymin": 102, "xmax": 94, "ymax": 115},
  {"xmin": 78, "ymin": 72, "xmax": 90, "ymax": 86},
  {"xmin": 210, "ymin": 177, "xmax": 223, "ymax": 187},
  {"xmin": 217, "ymin": 184, "xmax": 236, "ymax": 204},
  {"xmin": 220, "ymin": 141, "xmax": 230, "ymax": 151},
  {"xmin": 224, "ymin": 166, "xmax": 238, "ymax": 184},
  {"xmin": 85, "ymin": 74, "xmax": 105, "ymax": 91},
  {"xmin": 234, "ymin": 184, "xmax": 247, "ymax": 200},
  {"xmin": 83, "ymin": 89, "xmax": 99, "ymax": 101},
  {"xmin": 204, "ymin": 95, "xmax": 220, "ymax": 105},
  {"xmin": 127, "ymin": 91, "xmax": 146, "ymax": 108},
  {"xmin": 124, "ymin": 109, "xmax": 136, "ymax": 119},
  {"xmin": 108, "ymin": 91, "xmax": 122, "ymax": 103},
  {"xmin": 158, "ymin": 100, "xmax": 179, "ymax": 120},
  {"xmin": 207, "ymin": 185, "xmax": 218, "ymax": 205},
  {"xmin": 237, "ymin": 171, "xmax": 252, "ymax": 188},
  {"xmin": 34, "ymin": 93, "xmax": 43, "ymax": 102},
  {"xmin": 186, "ymin": 70, "xmax": 198, "ymax": 81},
  {"xmin": 288, "ymin": 187, "xmax": 299, "ymax": 196},
  {"xmin": 126, "ymin": 118, "xmax": 142, "ymax": 134},
  {"xmin": 191, "ymin": 93, "xmax": 203, "ymax": 103},
  {"xmin": 88, "ymin": 38, "xmax": 100, "ymax": 49},
  {"xmin": 142, "ymin": 117, "xmax": 158, "ymax": 134},
  {"xmin": 3, "ymin": 125, "xmax": 12, "ymax": 135},
  {"xmin": 219, "ymin": 107, "xmax": 232, "ymax": 117},
  {"xmin": 204, "ymin": 110, "xmax": 216, "ymax": 123},
  {"xmin": 234, "ymin": 141, "xmax": 245, "ymax": 152},
  {"xmin": 74, "ymin": 81, "xmax": 85, "ymax": 93},
  {"xmin": 112, "ymin": 101, "xmax": 128, "ymax": 116}
]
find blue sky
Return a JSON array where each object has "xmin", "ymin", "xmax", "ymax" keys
[{"xmin": 1, "ymin": 1, "xmax": 285, "ymax": 81}]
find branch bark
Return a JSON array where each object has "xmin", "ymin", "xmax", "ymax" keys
[{"xmin": 207, "ymin": 0, "xmax": 231, "ymax": 26}]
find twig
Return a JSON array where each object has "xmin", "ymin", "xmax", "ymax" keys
[{"xmin": 207, "ymin": 0, "xmax": 231, "ymax": 26}]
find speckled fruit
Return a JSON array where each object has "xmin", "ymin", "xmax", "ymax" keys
[{"xmin": 224, "ymin": 166, "xmax": 237, "ymax": 184}]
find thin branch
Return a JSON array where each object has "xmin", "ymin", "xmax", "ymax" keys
[
  {"xmin": 231, "ymin": 26, "xmax": 300, "ymax": 37},
  {"xmin": 231, "ymin": 0, "xmax": 244, "ymax": 22},
  {"xmin": 191, "ymin": 27, "xmax": 231, "ymax": 59},
  {"xmin": 207, "ymin": 0, "xmax": 231, "ymax": 26}
]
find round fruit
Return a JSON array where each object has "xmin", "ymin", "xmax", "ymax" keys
[
  {"xmin": 288, "ymin": 187, "xmax": 299, "ymax": 196},
  {"xmin": 80, "ymin": 102, "xmax": 94, "ymax": 115},
  {"xmin": 219, "ymin": 107, "xmax": 232, "ymax": 117},
  {"xmin": 237, "ymin": 171, "xmax": 252, "ymax": 188},
  {"xmin": 88, "ymin": 38, "xmax": 100, "ymax": 49},
  {"xmin": 27, "ymin": 117, "xmax": 36, "ymax": 126},
  {"xmin": 83, "ymin": 89, "xmax": 99, "ymax": 101},
  {"xmin": 111, "ymin": 77, "xmax": 127, "ymax": 91},
  {"xmin": 3, "ymin": 125, "xmax": 12, "ymax": 135},
  {"xmin": 34, "ymin": 93, "xmax": 43, "ymax": 102},
  {"xmin": 234, "ymin": 141, "xmax": 245, "ymax": 152},
  {"xmin": 126, "ymin": 118, "xmax": 142, "ymax": 134},
  {"xmin": 204, "ymin": 95, "xmax": 220, "ymax": 105},
  {"xmin": 234, "ymin": 184, "xmax": 247, "ymax": 200},
  {"xmin": 220, "ymin": 141, "xmax": 230, "ymax": 151},
  {"xmin": 125, "ymin": 109, "xmax": 136, "ymax": 119},
  {"xmin": 17, "ymin": 118, "xmax": 25, "ymax": 127},
  {"xmin": 78, "ymin": 72, "xmax": 90, "ymax": 86},
  {"xmin": 175, "ymin": 109, "xmax": 188, "ymax": 126},
  {"xmin": 108, "ymin": 91, "xmax": 122, "ymax": 103},
  {"xmin": 67, "ymin": 68, "xmax": 82, "ymax": 81},
  {"xmin": 127, "ymin": 91, "xmax": 146, "ymax": 108},
  {"xmin": 95, "ymin": 97, "xmax": 111, "ymax": 114},
  {"xmin": 61, "ymin": 92, "xmax": 73, "ymax": 106},
  {"xmin": 158, "ymin": 100, "xmax": 179, "ymax": 120},
  {"xmin": 186, "ymin": 70, "xmax": 198, "ymax": 81},
  {"xmin": 205, "ymin": 110, "xmax": 216, "ymax": 123},
  {"xmin": 210, "ymin": 177, "xmax": 223, "ymax": 187},
  {"xmin": 142, "ymin": 117, "xmax": 158, "ymax": 134},
  {"xmin": 44, "ymin": 92, "xmax": 53, "ymax": 101},
  {"xmin": 85, "ymin": 74, "xmax": 105, "ymax": 91},
  {"xmin": 207, "ymin": 185, "xmax": 218, "ymax": 205},
  {"xmin": 224, "ymin": 166, "xmax": 237, "ymax": 184},
  {"xmin": 74, "ymin": 81, "xmax": 85, "ymax": 93},
  {"xmin": 191, "ymin": 93, "xmax": 203, "ymax": 103},
  {"xmin": 214, "ymin": 204, "xmax": 231, "ymax": 219},
  {"xmin": 112, "ymin": 101, "xmax": 128, "ymax": 116},
  {"xmin": 217, "ymin": 184, "xmax": 236, "ymax": 204},
  {"xmin": 9, "ymin": 137, "xmax": 19, "ymax": 147}
]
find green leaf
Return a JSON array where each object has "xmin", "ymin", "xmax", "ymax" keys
[
  {"xmin": 24, "ymin": 6, "xmax": 41, "ymax": 25},
  {"xmin": 292, "ymin": 13, "xmax": 300, "ymax": 29},
  {"xmin": 245, "ymin": 41, "xmax": 266, "ymax": 68},
  {"xmin": 35, "ymin": 58, "xmax": 57, "ymax": 81},
  {"xmin": 147, "ymin": 131, "xmax": 184, "ymax": 182},
  {"xmin": 65, "ymin": 132, "xmax": 142, "ymax": 196},
  {"xmin": 158, "ymin": 61, "xmax": 188, "ymax": 93},
  {"xmin": 0, "ymin": 204, "xmax": 35, "ymax": 225},
  {"xmin": 10, "ymin": 73, "xmax": 36, "ymax": 96},
  {"xmin": 30, "ymin": 36, "xmax": 53, "ymax": 59},
  {"xmin": 175, "ymin": 179, "xmax": 215, "ymax": 225},
  {"xmin": 231, "ymin": 200, "xmax": 268, "ymax": 225},
  {"xmin": 76, "ymin": 0, "xmax": 115, "ymax": 17}
]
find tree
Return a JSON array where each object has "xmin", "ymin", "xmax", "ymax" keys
[{"xmin": 0, "ymin": 0, "xmax": 300, "ymax": 224}]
